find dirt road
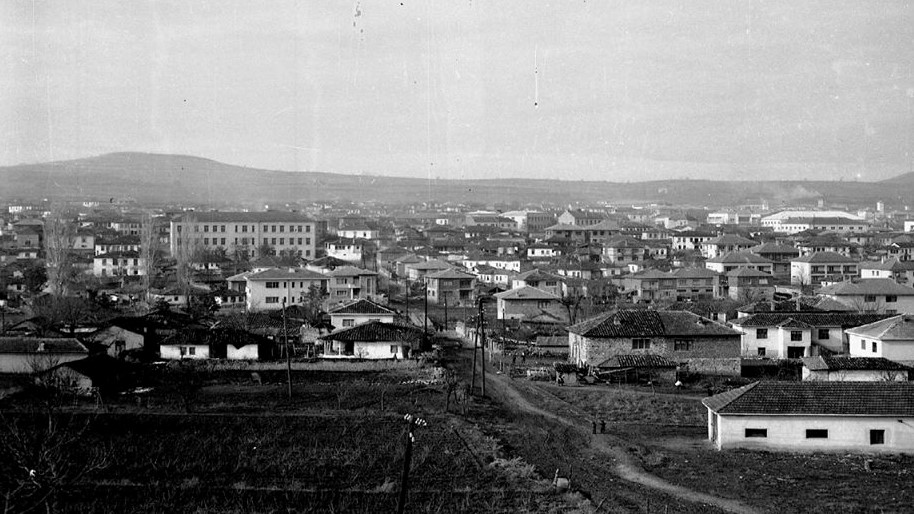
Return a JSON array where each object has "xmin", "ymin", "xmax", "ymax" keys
[{"xmin": 481, "ymin": 367, "xmax": 758, "ymax": 514}]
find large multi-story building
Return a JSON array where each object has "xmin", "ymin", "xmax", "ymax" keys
[{"xmin": 169, "ymin": 212, "xmax": 318, "ymax": 260}]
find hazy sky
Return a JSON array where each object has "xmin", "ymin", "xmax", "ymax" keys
[{"xmin": 2, "ymin": 1, "xmax": 914, "ymax": 181}]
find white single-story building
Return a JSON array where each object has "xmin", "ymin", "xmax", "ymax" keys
[
  {"xmin": 319, "ymin": 321, "xmax": 424, "ymax": 359},
  {"xmin": 801, "ymin": 356, "xmax": 909, "ymax": 381},
  {"xmin": 846, "ymin": 315, "xmax": 914, "ymax": 365},
  {"xmin": 704, "ymin": 381, "xmax": 914, "ymax": 453}
]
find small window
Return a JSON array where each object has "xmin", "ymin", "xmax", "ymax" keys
[
  {"xmin": 674, "ymin": 340, "xmax": 692, "ymax": 351},
  {"xmin": 864, "ymin": 295, "xmax": 877, "ymax": 302},
  {"xmin": 861, "ymin": 339, "xmax": 866, "ymax": 350},
  {"xmin": 390, "ymin": 345, "xmax": 399, "ymax": 354},
  {"xmin": 872, "ymin": 342, "xmax": 878, "ymax": 353},
  {"xmin": 265, "ymin": 297, "xmax": 279, "ymax": 304},
  {"xmin": 886, "ymin": 295, "xmax": 898, "ymax": 303},
  {"xmin": 870, "ymin": 429, "xmax": 885, "ymax": 445},
  {"xmin": 817, "ymin": 329, "xmax": 830, "ymax": 340},
  {"xmin": 757, "ymin": 347, "xmax": 766, "ymax": 356},
  {"xmin": 756, "ymin": 329, "xmax": 767, "ymax": 339},
  {"xmin": 342, "ymin": 319, "xmax": 354, "ymax": 327},
  {"xmin": 180, "ymin": 346, "xmax": 187, "ymax": 356},
  {"xmin": 266, "ymin": 282, "xmax": 279, "ymax": 289},
  {"xmin": 790, "ymin": 331, "xmax": 803, "ymax": 342},
  {"xmin": 632, "ymin": 338, "xmax": 650, "ymax": 350},
  {"xmin": 745, "ymin": 428, "xmax": 767, "ymax": 438},
  {"xmin": 189, "ymin": 347, "xmax": 196, "ymax": 356},
  {"xmin": 806, "ymin": 429, "xmax": 828, "ymax": 439}
]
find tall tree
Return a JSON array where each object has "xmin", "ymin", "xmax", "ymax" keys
[
  {"xmin": 139, "ymin": 212, "xmax": 163, "ymax": 301},
  {"xmin": 43, "ymin": 206, "xmax": 77, "ymax": 296},
  {"xmin": 173, "ymin": 214, "xmax": 201, "ymax": 297}
]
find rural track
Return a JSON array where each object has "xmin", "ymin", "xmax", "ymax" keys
[{"xmin": 481, "ymin": 366, "xmax": 759, "ymax": 514}]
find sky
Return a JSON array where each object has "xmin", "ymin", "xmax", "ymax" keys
[{"xmin": 2, "ymin": 0, "xmax": 914, "ymax": 182}]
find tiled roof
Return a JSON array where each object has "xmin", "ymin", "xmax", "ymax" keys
[
  {"xmin": 703, "ymin": 381, "xmax": 914, "ymax": 416},
  {"xmin": 791, "ymin": 251, "xmax": 857, "ymax": 264},
  {"xmin": 859, "ymin": 258, "xmax": 914, "ymax": 271},
  {"xmin": 328, "ymin": 299, "xmax": 396, "ymax": 315},
  {"xmin": 845, "ymin": 315, "xmax": 914, "ymax": 340},
  {"xmin": 319, "ymin": 321, "xmax": 424, "ymax": 342},
  {"xmin": 670, "ymin": 267, "xmax": 719, "ymax": 279},
  {"xmin": 818, "ymin": 279, "xmax": 914, "ymax": 296},
  {"xmin": 705, "ymin": 252, "xmax": 773, "ymax": 264},
  {"xmin": 706, "ymin": 234, "xmax": 756, "ymax": 246},
  {"xmin": 407, "ymin": 259, "xmax": 453, "ymax": 271},
  {"xmin": 750, "ymin": 242, "xmax": 799, "ymax": 255},
  {"xmin": 568, "ymin": 310, "xmax": 740, "ymax": 338},
  {"xmin": 515, "ymin": 269, "xmax": 564, "ymax": 282},
  {"xmin": 726, "ymin": 267, "xmax": 772, "ymax": 278},
  {"xmin": 494, "ymin": 286, "xmax": 560, "ymax": 301},
  {"xmin": 733, "ymin": 312, "xmax": 893, "ymax": 328},
  {"xmin": 597, "ymin": 354, "xmax": 678, "ymax": 369},
  {"xmin": 0, "ymin": 337, "xmax": 88, "ymax": 354},
  {"xmin": 247, "ymin": 268, "xmax": 328, "ymax": 281},
  {"xmin": 178, "ymin": 212, "xmax": 314, "ymax": 223},
  {"xmin": 775, "ymin": 317, "xmax": 814, "ymax": 329},
  {"xmin": 329, "ymin": 266, "xmax": 377, "ymax": 277},
  {"xmin": 801, "ymin": 356, "xmax": 909, "ymax": 372},
  {"xmin": 426, "ymin": 268, "xmax": 476, "ymax": 279}
]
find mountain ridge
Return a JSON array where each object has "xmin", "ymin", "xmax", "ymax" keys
[{"xmin": 1, "ymin": 152, "xmax": 910, "ymax": 208}]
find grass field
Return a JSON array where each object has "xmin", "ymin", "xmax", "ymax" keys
[{"xmin": 1, "ymin": 364, "xmax": 593, "ymax": 513}]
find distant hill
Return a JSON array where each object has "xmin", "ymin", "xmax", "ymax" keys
[{"xmin": 0, "ymin": 152, "xmax": 909, "ymax": 208}]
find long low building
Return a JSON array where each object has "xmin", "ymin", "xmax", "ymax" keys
[{"xmin": 704, "ymin": 381, "xmax": 914, "ymax": 452}]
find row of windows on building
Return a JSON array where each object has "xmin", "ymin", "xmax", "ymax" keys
[
  {"xmin": 744, "ymin": 428, "xmax": 885, "ymax": 444},
  {"xmin": 631, "ymin": 338, "xmax": 693, "ymax": 351},
  {"xmin": 756, "ymin": 328, "xmax": 831, "ymax": 341},
  {"xmin": 199, "ymin": 237, "xmax": 311, "ymax": 246},
  {"xmin": 189, "ymin": 224, "xmax": 312, "ymax": 233},
  {"xmin": 264, "ymin": 281, "xmax": 326, "ymax": 289},
  {"xmin": 99, "ymin": 258, "xmax": 140, "ymax": 266}
]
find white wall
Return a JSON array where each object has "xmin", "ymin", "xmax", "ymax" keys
[
  {"xmin": 160, "ymin": 344, "xmax": 210, "ymax": 360},
  {"xmin": 227, "ymin": 345, "xmax": 259, "ymax": 360},
  {"xmin": 802, "ymin": 368, "xmax": 907, "ymax": 381},
  {"xmin": 713, "ymin": 412, "xmax": 914, "ymax": 453},
  {"xmin": 330, "ymin": 313, "xmax": 395, "ymax": 328}
]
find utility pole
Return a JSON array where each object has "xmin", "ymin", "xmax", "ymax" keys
[
  {"xmin": 423, "ymin": 278, "xmax": 428, "ymax": 347},
  {"xmin": 405, "ymin": 277, "xmax": 410, "ymax": 320},
  {"xmin": 470, "ymin": 310, "xmax": 479, "ymax": 393},
  {"xmin": 443, "ymin": 295, "xmax": 448, "ymax": 332},
  {"xmin": 282, "ymin": 297, "xmax": 292, "ymax": 400},
  {"xmin": 397, "ymin": 413, "xmax": 427, "ymax": 514}
]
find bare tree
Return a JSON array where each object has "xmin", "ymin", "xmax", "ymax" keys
[
  {"xmin": 43, "ymin": 206, "xmax": 77, "ymax": 296},
  {"xmin": 0, "ymin": 379, "xmax": 109, "ymax": 513},
  {"xmin": 173, "ymin": 214, "xmax": 201, "ymax": 297},
  {"xmin": 139, "ymin": 212, "xmax": 162, "ymax": 303}
]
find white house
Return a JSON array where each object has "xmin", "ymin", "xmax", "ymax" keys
[
  {"xmin": 731, "ymin": 312, "xmax": 893, "ymax": 358},
  {"xmin": 328, "ymin": 298, "xmax": 396, "ymax": 329},
  {"xmin": 818, "ymin": 279, "xmax": 914, "ymax": 314},
  {"xmin": 846, "ymin": 315, "xmax": 914, "ymax": 364},
  {"xmin": 93, "ymin": 252, "xmax": 146, "ymax": 277},
  {"xmin": 0, "ymin": 337, "xmax": 89, "ymax": 373},
  {"xmin": 319, "ymin": 321, "xmax": 423, "ymax": 359},
  {"xmin": 234, "ymin": 267, "xmax": 330, "ymax": 311},
  {"xmin": 160, "ymin": 342, "xmax": 210, "ymax": 360},
  {"xmin": 704, "ymin": 381, "xmax": 914, "ymax": 453},
  {"xmin": 801, "ymin": 356, "xmax": 909, "ymax": 381}
]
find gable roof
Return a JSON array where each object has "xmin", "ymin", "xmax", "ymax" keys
[
  {"xmin": 426, "ymin": 268, "xmax": 477, "ymax": 280},
  {"xmin": 726, "ymin": 267, "xmax": 773, "ymax": 278},
  {"xmin": 597, "ymin": 354, "xmax": 678, "ymax": 369},
  {"xmin": 247, "ymin": 267, "xmax": 328, "ymax": 281},
  {"xmin": 791, "ymin": 251, "xmax": 857, "ymax": 264},
  {"xmin": 328, "ymin": 299, "xmax": 396, "ymax": 316},
  {"xmin": 703, "ymin": 381, "xmax": 914, "ymax": 416},
  {"xmin": 329, "ymin": 266, "xmax": 377, "ymax": 277},
  {"xmin": 670, "ymin": 267, "xmax": 719, "ymax": 279},
  {"xmin": 732, "ymin": 312, "xmax": 893, "ymax": 328},
  {"xmin": 858, "ymin": 258, "xmax": 914, "ymax": 272},
  {"xmin": 818, "ymin": 279, "xmax": 914, "ymax": 296},
  {"xmin": 705, "ymin": 234, "xmax": 756, "ymax": 246},
  {"xmin": 705, "ymin": 252, "xmax": 773, "ymax": 264},
  {"xmin": 568, "ymin": 310, "xmax": 740, "ymax": 338},
  {"xmin": 801, "ymin": 356, "xmax": 909, "ymax": 372},
  {"xmin": 494, "ymin": 286, "xmax": 560, "ymax": 301},
  {"xmin": 845, "ymin": 315, "xmax": 914, "ymax": 340},
  {"xmin": 319, "ymin": 321, "xmax": 424, "ymax": 342}
]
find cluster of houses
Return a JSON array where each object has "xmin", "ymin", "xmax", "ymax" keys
[{"xmin": 7, "ymin": 199, "xmax": 914, "ymax": 453}]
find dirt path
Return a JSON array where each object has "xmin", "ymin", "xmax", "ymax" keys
[{"xmin": 483, "ymin": 369, "xmax": 758, "ymax": 514}]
